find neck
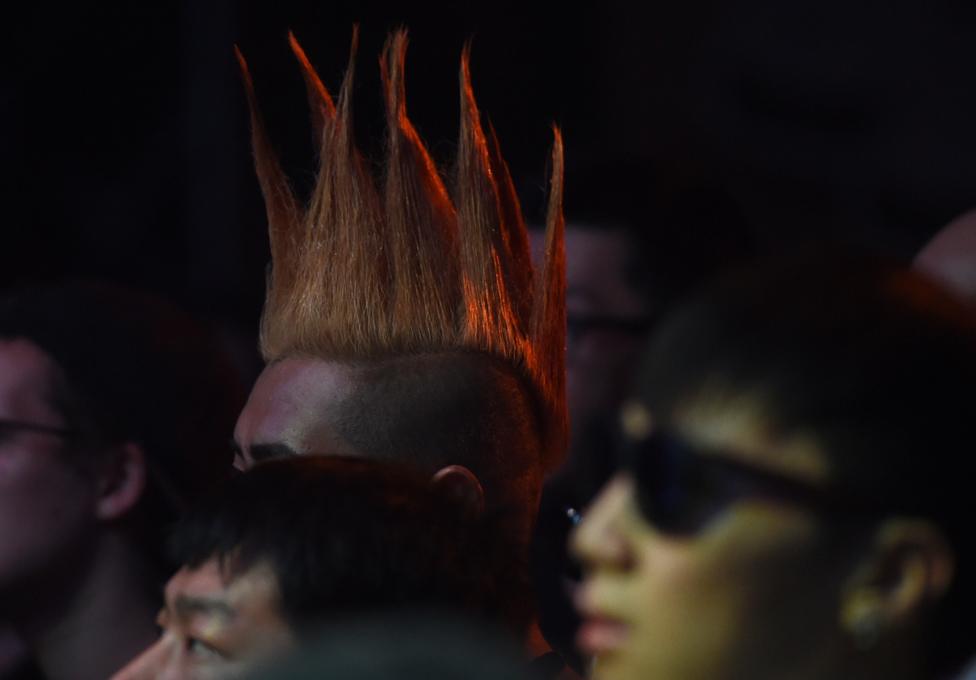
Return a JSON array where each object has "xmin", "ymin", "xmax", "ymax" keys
[
  {"xmin": 850, "ymin": 638, "xmax": 928, "ymax": 680},
  {"xmin": 801, "ymin": 634, "xmax": 926, "ymax": 680},
  {"xmin": 13, "ymin": 532, "xmax": 160, "ymax": 680}
]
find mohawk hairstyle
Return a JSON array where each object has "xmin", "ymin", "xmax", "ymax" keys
[{"xmin": 235, "ymin": 28, "xmax": 567, "ymax": 467}]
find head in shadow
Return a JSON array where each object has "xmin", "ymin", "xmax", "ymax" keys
[
  {"xmin": 114, "ymin": 456, "xmax": 531, "ymax": 679},
  {"xmin": 573, "ymin": 254, "xmax": 976, "ymax": 680},
  {"xmin": 914, "ymin": 208, "xmax": 976, "ymax": 303},
  {"xmin": 526, "ymin": 158, "xmax": 753, "ymax": 671},
  {"xmin": 0, "ymin": 280, "xmax": 244, "ymax": 680}
]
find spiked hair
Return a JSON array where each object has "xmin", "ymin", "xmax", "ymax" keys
[{"xmin": 236, "ymin": 29, "xmax": 567, "ymax": 468}]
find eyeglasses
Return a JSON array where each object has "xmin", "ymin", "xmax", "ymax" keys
[
  {"xmin": 0, "ymin": 418, "xmax": 77, "ymax": 442},
  {"xmin": 621, "ymin": 429, "xmax": 888, "ymax": 536}
]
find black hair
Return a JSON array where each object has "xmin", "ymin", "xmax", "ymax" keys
[
  {"xmin": 636, "ymin": 252, "xmax": 976, "ymax": 676},
  {"xmin": 0, "ymin": 281, "xmax": 244, "ymax": 575},
  {"xmin": 171, "ymin": 456, "xmax": 533, "ymax": 635}
]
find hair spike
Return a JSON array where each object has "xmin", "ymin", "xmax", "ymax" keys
[
  {"xmin": 456, "ymin": 42, "xmax": 529, "ymax": 364},
  {"xmin": 248, "ymin": 33, "xmax": 566, "ymax": 468},
  {"xmin": 485, "ymin": 119, "xmax": 534, "ymax": 328},
  {"xmin": 380, "ymin": 29, "xmax": 461, "ymax": 350},
  {"xmin": 531, "ymin": 126, "xmax": 568, "ymax": 466},
  {"xmin": 235, "ymin": 45, "xmax": 303, "ymax": 328},
  {"xmin": 288, "ymin": 30, "xmax": 335, "ymax": 155}
]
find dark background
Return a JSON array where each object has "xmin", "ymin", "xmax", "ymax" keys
[{"xmin": 3, "ymin": 0, "xmax": 975, "ymax": 334}]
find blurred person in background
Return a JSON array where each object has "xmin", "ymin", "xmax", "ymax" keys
[
  {"xmin": 915, "ymin": 212, "xmax": 976, "ymax": 680},
  {"xmin": 0, "ymin": 282, "xmax": 243, "ymax": 680},
  {"xmin": 114, "ymin": 457, "xmax": 527, "ymax": 679},
  {"xmin": 527, "ymin": 160, "xmax": 753, "ymax": 671},
  {"xmin": 572, "ymin": 254, "xmax": 975, "ymax": 680},
  {"xmin": 915, "ymin": 209, "xmax": 976, "ymax": 303}
]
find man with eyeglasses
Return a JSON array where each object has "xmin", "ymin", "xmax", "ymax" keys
[
  {"xmin": 0, "ymin": 282, "xmax": 243, "ymax": 680},
  {"xmin": 527, "ymin": 160, "xmax": 752, "ymax": 672}
]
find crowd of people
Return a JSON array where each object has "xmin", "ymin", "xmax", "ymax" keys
[{"xmin": 1, "ymin": 28, "xmax": 975, "ymax": 680}]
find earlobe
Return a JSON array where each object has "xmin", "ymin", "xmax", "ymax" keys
[
  {"xmin": 95, "ymin": 442, "xmax": 148, "ymax": 521},
  {"xmin": 840, "ymin": 519, "xmax": 955, "ymax": 648},
  {"xmin": 430, "ymin": 465, "xmax": 485, "ymax": 517}
]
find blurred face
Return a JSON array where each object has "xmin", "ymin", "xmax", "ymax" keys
[
  {"xmin": 913, "ymin": 208, "xmax": 976, "ymax": 302},
  {"xmin": 572, "ymin": 400, "xmax": 858, "ymax": 680},
  {"xmin": 233, "ymin": 358, "xmax": 357, "ymax": 469},
  {"xmin": 541, "ymin": 227, "xmax": 650, "ymax": 425},
  {"xmin": 531, "ymin": 226, "xmax": 650, "ymax": 491},
  {"xmin": 112, "ymin": 558, "xmax": 295, "ymax": 680},
  {"xmin": 0, "ymin": 339, "xmax": 97, "ymax": 608}
]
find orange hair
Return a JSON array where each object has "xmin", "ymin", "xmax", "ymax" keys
[{"xmin": 236, "ymin": 28, "xmax": 566, "ymax": 468}]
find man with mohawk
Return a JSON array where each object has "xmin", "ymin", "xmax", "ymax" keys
[{"xmin": 232, "ymin": 26, "xmax": 566, "ymax": 625}]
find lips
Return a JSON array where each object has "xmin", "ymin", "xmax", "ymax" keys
[
  {"xmin": 576, "ymin": 614, "xmax": 631, "ymax": 657},
  {"xmin": 574, "ymin": 587, "xmax": 631, "ymax": 658}
]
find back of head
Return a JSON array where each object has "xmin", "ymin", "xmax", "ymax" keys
[
  {"xmin": 914, "ymin": 208, "xmax": 976, "ymax": 302},
  {"xmin": 236, "ymin": 29, "xmax": 567, "ymax": 479},
  {"xmin": 0, "ymin": 281, "xmax": 244, "ymax": 567},
  {"xmin": 334, "ymin": 352, "xmax": 545, "ymax": 528},
  {"xmin": 637, "ymin": 252, "xmax": 976, "ymax": 675},
  {"xmin": 173, "ymin": 457, "xmax": 532, "ymax": 634}
]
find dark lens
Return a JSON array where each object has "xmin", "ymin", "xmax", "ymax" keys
[{"xmin": 628, "ymin": 431, "xmax": 734, "ymax": 536}]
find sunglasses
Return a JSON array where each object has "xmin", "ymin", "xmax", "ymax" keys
[{"xmin": 620, "ymin": 428, "xmax": 887, "ymax": 536}]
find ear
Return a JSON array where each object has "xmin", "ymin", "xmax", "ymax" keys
[
  {"xmin": 95, "ymin": 442, "xmax": 148, "ymax": 522},
  {"xmin": 840, "ymin": 519, "xmax": 955, "ymax": 649},
  {"xmin": 430, "ymin": 465, "xmax": 485, "ymax": 517}
]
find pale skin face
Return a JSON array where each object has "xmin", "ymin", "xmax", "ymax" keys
[
  {"xmin": 232, "ymin": 358, "xmax": 358, "ymax": 470},
  {"xmin": 0, "ymin": 340, "xmax": 98, "ymax": 605},
  {"xmin": 111, "ymin": 559, "xmax": 295, "ymax": 680},
  {"xmin": 572, "ymin": 400, "xmax": 861, "ymax": 680}
]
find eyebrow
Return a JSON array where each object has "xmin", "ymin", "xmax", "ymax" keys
[
  {"xmin": 248, "ymin": 442, "xmax": 300, "ymax": 463},
  {"xmin": 173, "ymin": 595, "xmax": 236, "ymax": 622}
]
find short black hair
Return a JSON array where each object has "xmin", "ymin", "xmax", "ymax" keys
[
  {"xmin": 636, "ymin": 253, "xmax": 976, "ymax": 675},
  {"xmin": 171, "ymin": 456, "xmax": 533, "ymax": 634},
  {"xmin": 0, "ymin": 281, "xmax": 244, "ymax": 572}
]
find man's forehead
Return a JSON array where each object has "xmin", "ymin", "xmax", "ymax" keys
[
  {"xmin": 914, "ymin": 209, "xmax": 976, "ymax": 301},
  {"xmin": 165, "ymin": 559, "xmax": 281, "ymax": 619},
  {"xmin": 0, "ymin": 339, "xmax": 62, "ymax": 418},
  {"xmin": 561, "ymin": 227, "xmax": 648, "ymax": 315},
  {"xmin": 166, "ymin": 560, "xmax": 226, "ymax": 605},
  {"xmin": 671, "ymin": 395, "xmax": 830, "ymax": 484},
  {"xmin": 234, "ymin": 357, "xmax": 357, "ymax": 456},
  {"xmin": 251, "ymin": 358, "xmax": 353, "ymax": 404}
]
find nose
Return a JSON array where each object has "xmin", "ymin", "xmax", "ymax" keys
[
  {"xmin": 110, "ymin": 634, "xmax": 179, "ymax": 680},
  {"xmin": 570, "ymin": 474, "xmax": 637, "ymax": 571}
]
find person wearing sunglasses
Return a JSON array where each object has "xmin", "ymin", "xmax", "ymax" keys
[
  {"xmin": 526, "ymin": 161, "xmax": 753, "ymax": 673},
  {"xmin": 572, "ymin": 254, "xmax": 976, "ymax": 680}
]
